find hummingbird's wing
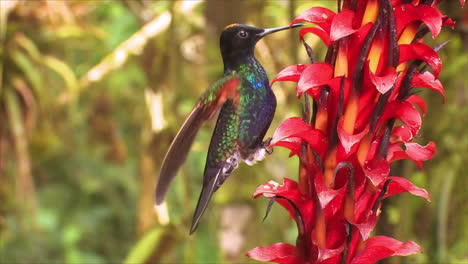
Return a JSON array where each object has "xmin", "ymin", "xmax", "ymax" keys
[
  {"xmin": 190, "ymin": 100, "xmax": 239, "ymax": 234},
  {"xmin": 155, "ymin": 74, "xmax": 241, "ymax": 205}
]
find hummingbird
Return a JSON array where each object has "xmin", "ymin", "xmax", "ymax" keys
[{"xmin": 155, "ymin": 23, "xmax": 301, "ymax": 234}]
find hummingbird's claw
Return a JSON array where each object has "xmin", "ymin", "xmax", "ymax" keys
[
  {"xmin": 263, "ymin": 137, "xmax": 274, "ymax": 155},
  {"xmin": 244, "ymin": 139, "xmax": 273, "ymax": 166}
]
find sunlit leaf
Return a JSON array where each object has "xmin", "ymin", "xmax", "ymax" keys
[
  {"xmin": 10, "ymin": 49, "xmax": 44, "ymax": 96},
  {"xmin": 42, "ymin": 55, "xmax": 79, "ymax": 101},
  {"xmin": 124, "ymin": 228, "xmax": 164, "ymax": 264}
]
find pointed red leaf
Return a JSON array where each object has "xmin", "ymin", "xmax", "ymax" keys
[
  {"xmin": 351, "ymin": 236, "xmax": 422, "ymax": 264},
  {"xmin": 254, "ymin": 179, "xmax": 306, "ymax": 222},
  {"xmin": 399, "ymin": 43, "xmax": 442, "ymax": 77},
  {"xmin": 442, "ymin": 17, "xmax": 456, "ymax": 29},
  {"xmin": 411, "ymin": 71, "xmax": 445, "ymax": 102},
  {"xmin": 461, "ymin": 0, "xmax": 465, "ymax": 8},
  {"xmin": 391, "ymin": 125, "xmax": 413, "ymax": 143},
  {"xmin": 330, "ymin": 10, "xmax": 358, "ymax": 42},
  {"xmin": 292, "ymin": 7, "xmax": 336, "ymax": 32},
  {"xmin": 363, "ymin": 158, "xmax": 390, "ymax": 187},
  {"xmin": 350, "ymin": 22, "xmax": 373, "ymax": 50},
  {"xmin": 317, "ymin": 243, "xmax": 345, "ymax": 261},
  {"xmin": 378, "ymin": 101, "xmax": 422, "ymax": 139},
  {"xmin": 324, "ymin": 220, "xmax": 348, "ymax": 250},
  {"xmin": 315, "ymin": 171, "xmax": 346, "ymax": 209},
  {"xmin": 353, "ymin": 187, "xmax": 376, "ymax": 222},
  {"xmin": 247, "ymin": 243, "xmax": 300, "ymax": 264},
  {"xmin": 406, "ymin": 95, "xmax": 426, "ymax": 116},
  {"xmin": 272, "ymin": 138, "xmax": 303, "ymax": 157},
  {"xmin": 353, "ymin": 211, "xmax": 378, "ymax": 241},
  {"xmin": 369, "ymin": 67, "xmax": 397, "ymax": 94},
  {"xmin": 254, "ymin": 178, "xmax": 300, "ymax": 199},
  {"xmin": 270, "ymin": 117, "xmax": 327, "ymax": 157},
  {"xmin": 387, "ymin": 142, "xmax": 436, "ymax": 169},
  {"xmin": 297, "ymin": 63, "xmax": 334, "ymax": 97},
  {"xmin": 271, "ymin": 117, "xmax": 312, "ymax": 145},
  {"xmin": 405, "ymin": 141, "xmax": 436, "ymax": 162},
  {"xmin": 395, "ymin": 4, "xmax": 443, "ymax": 38},
  {"xmin": 384, "ymin": 176, "xmax": 431, "ymax": 202},
  {"xmin": 337, "ymin": 118, "xmax": 370, "ymax": 154},
  {"xmin": 301, "ymin": 132, "xmax": 328, "ymax": 158},
  {"xmin": 272, "ymin": 64, "xmax": 307, "ymax": 85},
  {"xmin": 387, "ymin": 144, "xmax": 420, "ymax": 167},
  {"xmin": 300, "ymin": 27, "xmax": 331, "ymax": 46}
]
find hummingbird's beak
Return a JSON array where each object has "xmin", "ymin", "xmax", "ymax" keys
[{"xmin": 257, "ymin": 23, "xmax": 303, "ymax": 38}]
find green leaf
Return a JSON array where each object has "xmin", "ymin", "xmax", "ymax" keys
[
  {"xmin": 123, "ymin": 227, "xmax": 164, "ymax": 264},
  {"xmin": 10, "ymin": 49, "xmax": 44, "ymax": 96},
  {"xmin": 42, "ymin": 55, "xmax": 79, "ymax": 99}
]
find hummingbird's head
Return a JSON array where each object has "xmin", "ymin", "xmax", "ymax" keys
[{"xmin": 219, "ymin": 23, "xmax": 301, "ymax": 69}]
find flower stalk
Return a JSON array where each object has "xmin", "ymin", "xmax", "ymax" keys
[{"xmin": 247, "ymin": 0, "xmax": 464, "ymax": 263}]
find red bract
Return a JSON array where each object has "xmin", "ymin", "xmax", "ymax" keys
[
  {"xmin": 248, "ymin": 1, "xmax": 463, "ymax": 263},
  {"xmin": 297, "ymin": 63, "xmax": 334, "ymax": 97},
  {"xmin": 411, "ymin": 71, "xmax": 445, "ymax": 101}
]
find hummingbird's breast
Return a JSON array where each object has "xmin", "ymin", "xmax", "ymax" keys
[{"xmin": 232, "ymin": 59, "xmax": 277, "ymax": 155}]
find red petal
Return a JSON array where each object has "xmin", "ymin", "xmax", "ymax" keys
[
  {"xmin": 387, "ymin": 142, "xmax": 436, "ymax": 169},
  {"xmin": 297, "ymin": 63, "xmax": 334, "ymax": 97},
  {"xmin": 461, "ymin": 0, "xmax": 466, "ymax": 8},
  {"xmin": 330, "ymin": 10, "xmax": 358, "ymax": 42},
  {"xmin": 406, "ymin": 95, "xmax": 426, "ymax": 116},
  {"xmin": 399, "ymin": 43, "xmax": 442, "ymax": 77},
  {"xmin": 387, "ymin": 144, "xmax": 414, "ymax": 165},
  {"xmin": 411, "ymin": 71, "xmax": 445, "ymax": 102},
  {"xmin": 391, "ymin": 125, "xmax": 413, "ymax": 143},
  {"xmin": 271, "ymin": 117, "xmax": 327, "ymax": 157},
  {"xmin": 378, "ymin": 101, "xmax": 422, "ymax": 140},
  {"xmin": 292, "ymin": 7, "xmax": 336, "ymax": 32},
  {"xmin": 384, "ymin": 176, "xmax": 431, "ymax": 202},
  {"xmin": 300, "ymin": 27, "xmax": 331, "ymax": 46},
  {"xmin": 353, "ymin": 211, "xmax": 378, "ymax": 241},
  {"xmin": 272, "ymin": 64, "xmax": 307, "ymax": 85},
  {"xmin": 315, "ymin": 171, "xmax": 345, "ymax": 209},
  {"xmin": 351, "ymin": 236, "xmax": 422, "ymax": 264},
  {"xmin": 271, "ymin": 117, "xmax": 312, "ymax": 145},
  {"xmin": 337, "ymin": 118, "xmax": 370, "ymax": 155},
  {"xmin": 253, "ymin": 178, "xmax": 309, "ymax": 220},
  {"xmin": 353, "ymin": 187, "xmax": 376, "ymax": 223},
  {"xmin": 442, "ymin": 17, "xmax": 456, "ymax": 29},
  {"xmin": 405, "ymin": 141, "xmax": 436, "ymax": 162},
  {"xmin": 369, "ymin": 67, "xmax": 397, "ymax": 94},
  {"xmin": 247, "ymin": 243, "xmax": 300, "ymax": 264},
  {"xmin": 317, "ymin": 243, "xmax": 345, "ymax": 261},
  {"xmin": 395, "ymin": 4, "xmax": 443, "ymax": 38},
  {"xmin": 272, "ymin": 138, "xmax": 303, "ymax": 157},
  {"xmin": 253, "ymin": 178, "xmax": 300, "ymax": 199},
  {"xmin": 363, "ymin": 158, "xmax": 390, "ymax": 187}
]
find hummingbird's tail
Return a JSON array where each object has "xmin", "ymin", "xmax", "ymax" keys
[{"xmin": 190, "ymin": 159, "xmax": 237, "ymax": 234}]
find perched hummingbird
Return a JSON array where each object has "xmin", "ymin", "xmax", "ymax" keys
[{"xmin": 155, "ymin": 23, "xmax": 301, "ymax": 234}]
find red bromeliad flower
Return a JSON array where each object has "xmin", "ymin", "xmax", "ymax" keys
[{"xmin": 247, "ymin": 0, "xmax": 464, "ymax": 263}]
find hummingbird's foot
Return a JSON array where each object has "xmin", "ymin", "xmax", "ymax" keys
[
  {"xmin": 262, "ymin": 137, "xmax": 274, "ymax": 155},
  {"xmin": 244, "ymin": 139, "xmax": 274, "ymax": 166}
]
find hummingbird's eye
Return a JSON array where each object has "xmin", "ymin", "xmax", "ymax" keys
[{"xmin": 238, "ymin": 30, "xmax": 248, "ymax": 38}]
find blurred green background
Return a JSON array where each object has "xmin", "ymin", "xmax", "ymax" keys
[{"xmin": 0, "ymin": 1, "xmax": 466, "ymax": 263}]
